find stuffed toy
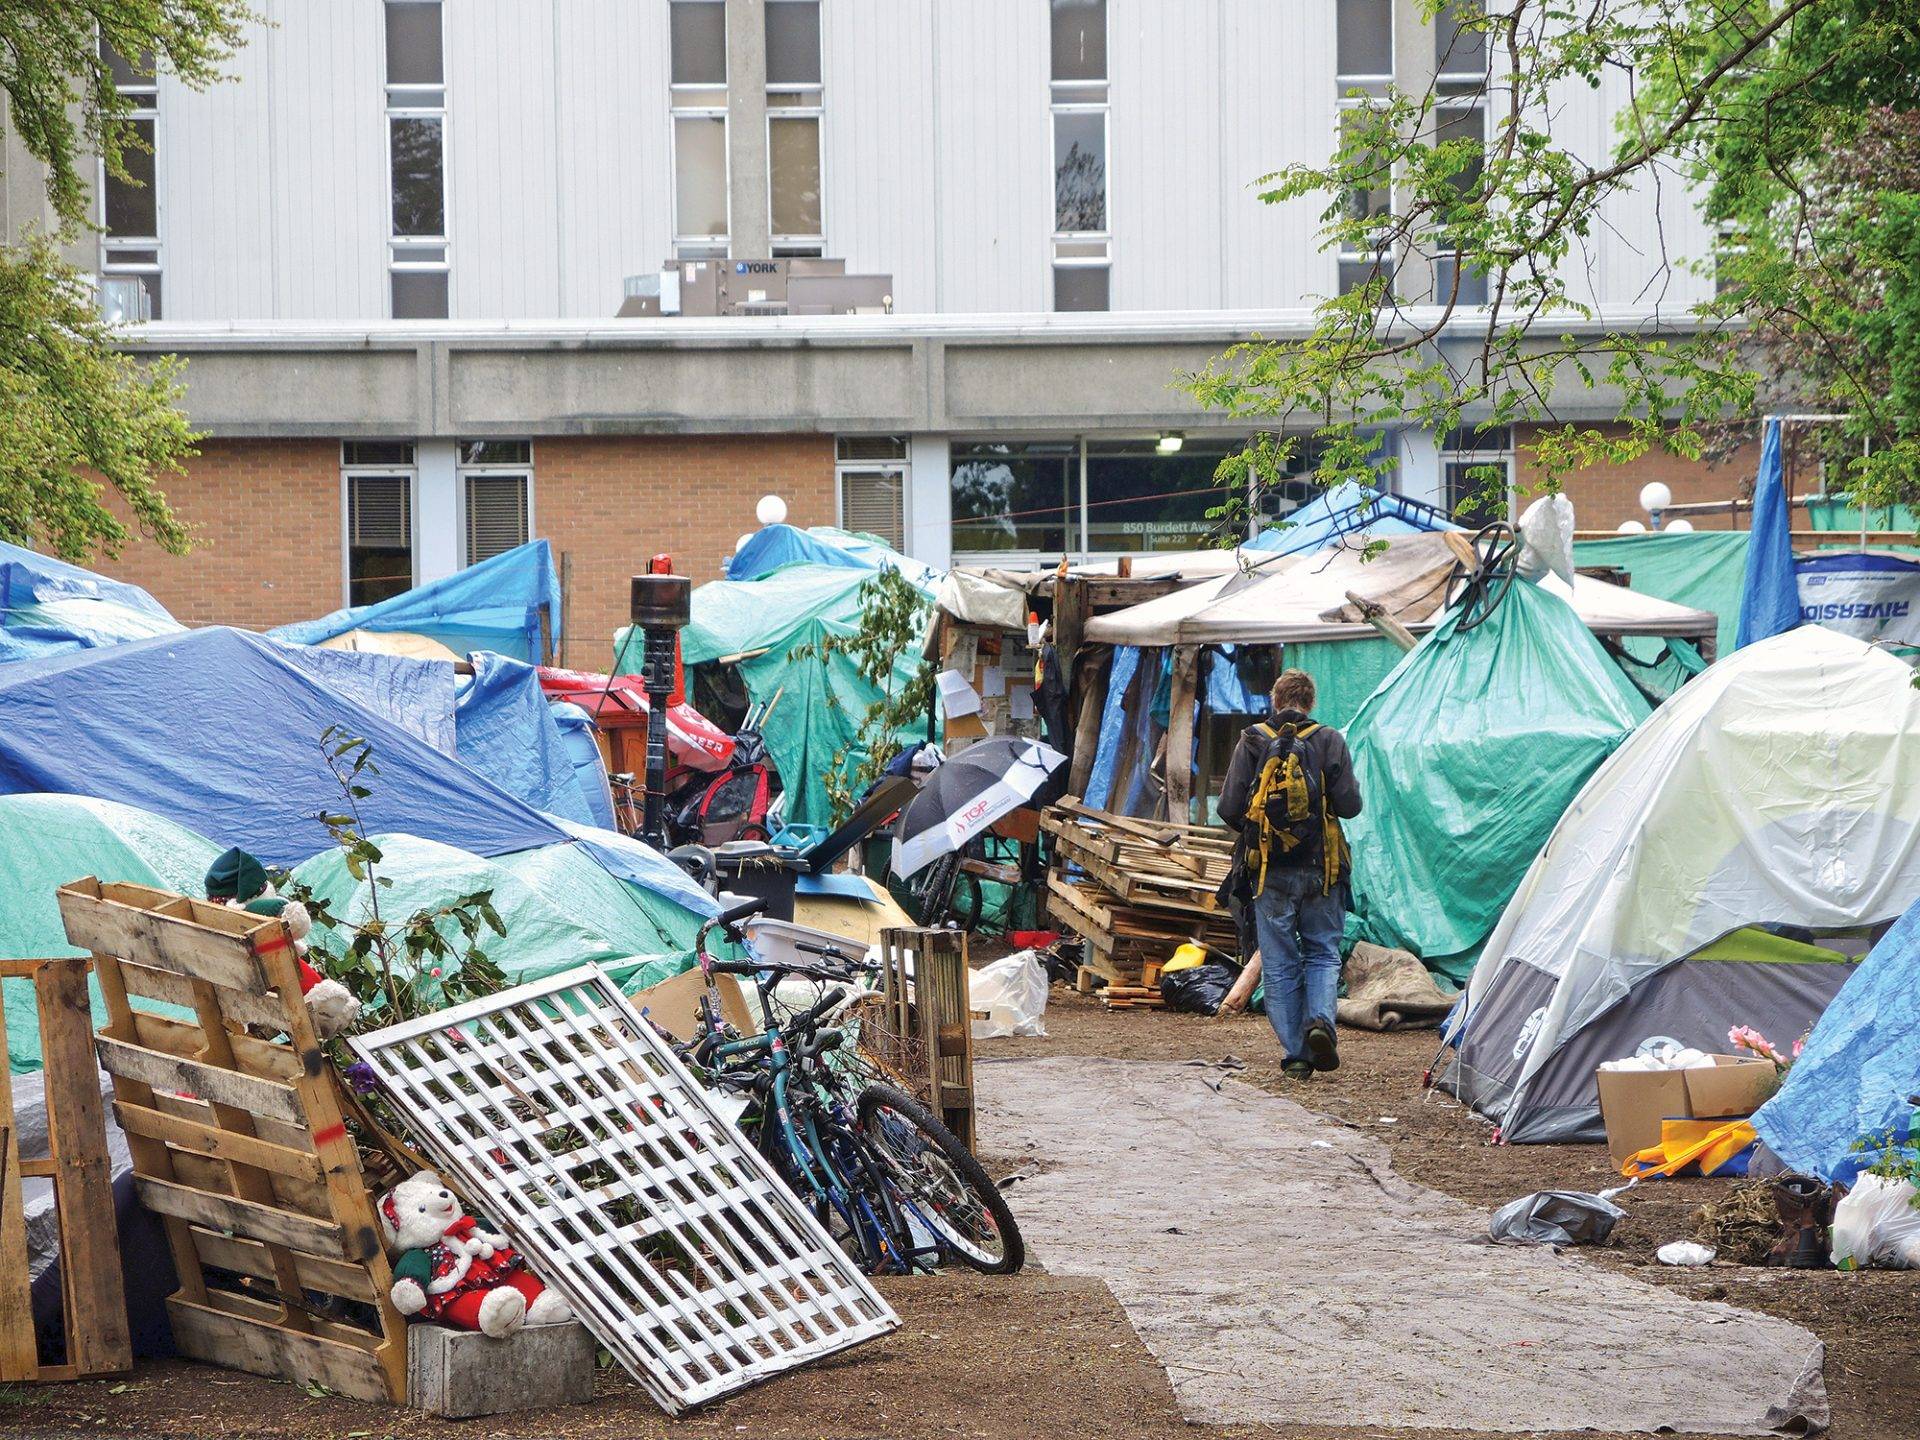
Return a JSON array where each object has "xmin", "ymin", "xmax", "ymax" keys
[
  {"xmin": 378, "ymin": 1171, "xmax": 571, "ymax": 1338},
  {"xmin": 204, "ymin": 847, "xmax": 361, "ymax": 1039}
]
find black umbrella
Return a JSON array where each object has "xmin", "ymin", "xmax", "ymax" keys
[{"xmin": 892, "ymin": 737, "xmax": 1067, "ymax": 878}]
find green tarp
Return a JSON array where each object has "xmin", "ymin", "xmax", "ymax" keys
[
  {"xmin": 1571, "ymin": 531, "xmax": 1750, "ymax": 657},
  {"xmin": 0, "ymin": 793, "xmax": 220, "ymax": 1072},
  {"xmin": 656, "ymin": 563, "xmax": 931, "ymax": 828},
  {"xmin": 1344, "ymin": 581, "xmax": 1651, "ymax": 985},
  {"xmin": 1285, "ymin": 636, "xmax": 1406, "ymax": 729},
  {"xmin": 294, "ymin": 833, "xmax": 699, "ymax": 1004}
]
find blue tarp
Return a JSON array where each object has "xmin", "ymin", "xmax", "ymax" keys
[
  {"xmin": 0, "ymin": 541, "xmax": 182, "ymax": 663},
  {"xmin": 726, "ymin": 525, "xmax": 937, "ymax": 586},
  {"xmin": 1248, "ymin": 482, "xmax": 1459, "ymax": 557},
  {"xmin": 0, "ymin": 627, "xmax": 564, "ymax": 866},
  {"xmin": 1751, "ymin": 899, "xmax": 1920, "ymax": 1184},
  {"xmin": 275, "ymin": 642, "xmax": 458, "ymax": 751},
  {"xmin": 272, "ymin": 540, "xmax": 561, "ymax": 663},
  {"xmin": 1737, "ymin": 420, "xmax": 1799, "ymax": 649},
  {"xmin": 454, "ymin": 652, "xmax": 595, "ymax": 824},
  {"xmin": 550, "ymin": 702, "xmax": 618, "ymax": 830}
]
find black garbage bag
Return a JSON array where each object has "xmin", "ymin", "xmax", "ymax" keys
[{"xmin": 1159, "ymin": 960, "xmax": 1243, "ymax": 1016}]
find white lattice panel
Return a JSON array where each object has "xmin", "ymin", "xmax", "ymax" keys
[{"xmin": 348, "ymin": 965, "xmax": 898, "ymax": 1413}]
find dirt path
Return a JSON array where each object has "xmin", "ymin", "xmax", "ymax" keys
[{"xmin": 981, "ymin": 1054, "xmax": 1825, "ymax": 1435}]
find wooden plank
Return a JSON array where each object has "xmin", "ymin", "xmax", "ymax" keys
[
  {"xmin": 133, "ymin": 1177, "xmax": 354, "ymax": 1261},
  {"xmin": 57, "ymin": 882, "xmax": 269, "ymax": 995},
  {"xmin": 166, "ymin": 1297, "xmax": 392, "ymax": 1405},
  {"xmin": 36, "ymin": 959, "xmax": 131, "ymax": 1378},
  {"xmin": 0, "ymin": 983, "xmax": 39, "ymax": 1381},
  {"xmin": 118, "ymin": 959, "xmax": 290, "ymax": 1033},
  {"xmin": 133, "ymin": 1011, "xmax": 302, "ymax": 1082},
  {"xmin": 187, "ymin": 1229, "xmax": 379, "ymax": 1304},
  {"xmin": 113, "ymin": 1102, "xmax": 324, "ymax": 1184},
  {"xmin": 95, "ymin": 1037, "xmax": 304, "ymax": 1125}
]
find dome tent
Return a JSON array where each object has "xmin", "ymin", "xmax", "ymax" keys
[
  {"xmin": 1343, "ymin": 579, "xmax": 1651, "ymax": 985},
  {"xmin": 1443, "ymin": 627, "xmax": 1920, "ymax": 1144}
]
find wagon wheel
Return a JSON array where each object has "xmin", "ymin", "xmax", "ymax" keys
[{"xmin": 1446, "ymin": 522, "xmax": 1519, "ymax": 633}]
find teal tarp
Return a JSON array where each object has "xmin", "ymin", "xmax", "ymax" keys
[
  {"xmin": 1571, "ymin": 531, "xmax": 1750, "ymax": 658},
  {"xmin": 661, "ymin": 563, "xmax": 932, "ymax": 827},
  {"xmin": 1345, "ymin": 582, "xmax": 1650, "ymax": 984},
  {"xmin": 0, "ymin": 793, "xmax": 220, "ymax": 1071},
  {"xmin": 1285, "ymin": 636, "xmax": 1406, "ymax": 730}
]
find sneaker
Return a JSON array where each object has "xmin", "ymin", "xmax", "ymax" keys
[
  {"xmin": 1281, "ymin": 1059, "xmax": 1314, "ymax": 1080},
  {"xmin": 1304, "ymin": 1021, "xmax": 1339, "ymax": 1072}
]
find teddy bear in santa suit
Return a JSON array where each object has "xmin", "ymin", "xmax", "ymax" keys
[
  {"xmin": 203, "ymin": 847, "xmax": 360, "ymax": 1039},
  {"xmin": 379, "ymin": 1171, "xmax": 572, "ymax": 1338}
]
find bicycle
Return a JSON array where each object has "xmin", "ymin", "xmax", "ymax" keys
[{"xmin": 681, "ymin": 899, "xmax": 1025, "ymax": 1276}]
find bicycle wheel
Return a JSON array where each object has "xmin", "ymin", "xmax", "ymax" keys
[{"xmin": 856, "ymin": 1082, "xmax": 1025, "ymax": 1274}]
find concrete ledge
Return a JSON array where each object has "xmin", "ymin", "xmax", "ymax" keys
[{"xmin": 407, "ymin": 1320, "xmax": 596, "ymax": 1418}]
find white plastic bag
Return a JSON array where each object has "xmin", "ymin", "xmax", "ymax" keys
[
  {"xmin": 1831, "ymin": 1173, "xmax": 1920, "ymax": 1269},
  {"xmin": 970, "ymin": 951, "xmax": 1049, "ymax": 1039},
  {"xmin": 1657, "ymin": 1241, "xmax": 1716, "ymax": 1266},
  {"xmin": 1516, "ymin": 493, "xmax": 1576, "ymax": 587}
]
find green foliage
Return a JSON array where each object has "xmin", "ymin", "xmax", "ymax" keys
[
  {"xmin": 281, "ymin": 727, "xmax": 507, "ymax": 1039},
  {"xmin": 791, "ymin": 568, "xmax": 935, "ymax": 821},
  {"xmin": 0, "ymin": 0, "xmax": 255, "ymax": 561},
  {"xmin": 1183, "ymin": 0, "xmax": 1915, "ymax": 532}
]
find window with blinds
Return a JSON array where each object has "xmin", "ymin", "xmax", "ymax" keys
[
  {"xmin": 465, "ymin": 473, "xmax": 529, "ymax": 563},
  {"xmin": 346, "ymin": 473, "xmax": 414, "ymax": 606},
  {"xmin": 839, "ymin": 468, "xmax": 904, "ymax": 550}
]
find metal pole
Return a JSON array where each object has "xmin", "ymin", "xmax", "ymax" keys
[{"xmin": 629, "ymin": 568, "xmax": 691, "ymax": 851}]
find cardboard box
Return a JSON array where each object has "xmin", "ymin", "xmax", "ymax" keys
[
  {"xmin": 1595, "ymin": 1055, "xmax": 1778, "ymax": 1166},
  {"xmin": 628, "ymin": 967, "xmax": 755, "ymax": 1042}
]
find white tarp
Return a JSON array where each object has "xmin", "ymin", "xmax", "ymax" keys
[
  {"xmin": 1463, "ymin": 625, "xmax": 1920, "ymax": 1112},
  {"xmin": 1084, "ymin": 533, "xmax": 1717, "ymax": 647}
]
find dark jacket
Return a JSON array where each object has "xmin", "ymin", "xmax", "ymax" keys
[{"xmin": 1218, "ymin": 709, "xmax": 1363, "ymax": 886}]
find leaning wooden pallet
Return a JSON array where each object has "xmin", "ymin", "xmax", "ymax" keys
[
  {"xmin": 0, "ymin": 956, "xmax": 130, "ymax": 1383},
  {"xmin": 58, "ymin": 879, "xmax": 408, "ymax": 1404}
]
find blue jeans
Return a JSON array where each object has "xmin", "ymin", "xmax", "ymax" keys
[{"xmin": 1253, "ymin": 869, "xmax": 1345, "ymax": 1063}]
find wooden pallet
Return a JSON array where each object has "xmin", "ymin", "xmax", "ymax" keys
[
  {"xmin": 875, "ymin": 928, "xmax": 978, "ymax": 1152},
  {"xmin": 0, "ymin": 958, "xmax": 130, "ymax": 1383},
  {"xmin": 58, "ymin": 879, "xmax": 407, "ymax": 1405}
]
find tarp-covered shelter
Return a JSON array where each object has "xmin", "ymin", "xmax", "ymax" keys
[
  {"xmin": 453, "ymin": 651, "xmax": 597, "ymax": 824},
  {"xmin": 1344, "ymin": 581, "xmax": 1651, "ymax": 985},
  {"xmin": 0, "ymin": 794, "xmax": 221, "ymax": 1070},
  {"xmin": 273, "ymin": 539, "xmax": 561, "ymax": 663},
  {"xmin": 0, "ymin": 542, "xmax": 181, "ymax": 663},
  {"xmin": 670, "ymin": 562, "xmax": 934, "ymax": 827},
  {"xmin": 1444, "ymin": 627, "xmax": 1919, "ymax": 1143},
  {"xmin": 1751, "ymin": 897, "xmax": 1920, "ymax": 1183},
  {"xmin": 1572, "ymin": 531, "xmax": 1750, "ymax": 658},
  {"xmin": 727, "ymin": 523, "xmax": 937, "ymax": 587},
  {"xmin": 1245, "ymin": 482, "xmax": 1459, "ymax": 556},
  {"xmin": 294, "ymin": 833, "xmax": 701, "ymax": 998}
]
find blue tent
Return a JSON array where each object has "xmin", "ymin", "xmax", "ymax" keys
[
  {"xmin": 1248, "ymin": 483, "xmax": 1458, "ymax": 557},
  {"xmin": 453, "ymin": 652, "xmax": 596, "ymax": 825},
  {"xmin": 1751, "ymin": 900, "xmax": 1920, "ymax": 1184},
  {"xmin": 727, "ymin": 524, "xmax": 937, "ymax": 586},
  {"xmin": 272, "ymin": 540, "xmax": 561, "ymax": 663},
  {"xmin": 0, "ymin": 627, "xmax": 564, "ymax": 866},
  {"xmin": 0, "ymin": 541, "xmax": 181, "ymax": 662}
]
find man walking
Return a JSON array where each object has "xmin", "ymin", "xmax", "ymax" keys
[{"xmin": 1218, "ymin": 669, "xmax": 1363, "ymax": 1078}]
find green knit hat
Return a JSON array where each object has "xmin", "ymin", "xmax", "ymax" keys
[{"xmin": 205, "ymin": 847, "xmax": 268, "ymax": 903}]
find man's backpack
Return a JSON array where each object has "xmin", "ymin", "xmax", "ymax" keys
[{"xmin": 1245, "ymin": 721, "xmax": 1345, "ymax": 892}]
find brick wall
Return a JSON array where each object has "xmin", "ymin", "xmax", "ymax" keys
[
  {"xmin": 95, "ymin": 438, "xmax": 343, "ymax": 628},
  {"xmin": 1518, "ymin": 423, "xmax": 1760, "ymax": 534},
  {"xmin": 534, "ymin": 434, "xmax": 837, "ymax": 665}
]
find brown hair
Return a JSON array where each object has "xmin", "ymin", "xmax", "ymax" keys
[{"xmin": 1270, "ymin": 669, "xmax": 1317, "ymax": 715}]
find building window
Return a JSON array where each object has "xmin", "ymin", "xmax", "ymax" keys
[
  {"xmin": 950, "ymin": 436, "xmax": 1260, "ymax": 560},
  {"xmin": 1336, "ymin": 0, "xmax": 1394, "ymax": 297},
  {"xmin": 1434, "ymin": 101, "xmax": 1488, "ymax": 305},
  {"xmin": 766, "ymin": 1, "xmax": 823, "ymax": 257},
  {"xmin": 836, "ymin": 437, "xmax": 907, "ymax": 551},
  {"xmin": 458, "ymin": 440, "xmax": 533, "ymax": 565},
  {"xmin": 385, "ymin": 0, "xmax": 448, "ymax": 317},
  {"xmin": 99, "ymin": 40, "xmax": 162, "ymax": 321},
  {"xmin": 1435, "ymin": 2, "xmax": 1489, "ymax": 82},
  {"xmin": 1441, "ymin": 425, "xmax": 1513, "ymax": 530},
  {"xmin": 344, "ymin": 443, "xmax": 417, "ymax": 606},
  {"xmin": 1051, "ymin": 0, "xmax": 1109, "ymax": 312},
  {"xmin": 671, "ymin": 0, "xmax": 729, "ymax": 259}
]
